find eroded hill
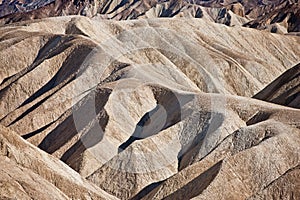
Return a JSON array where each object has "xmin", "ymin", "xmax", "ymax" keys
[{"xmin": 0, "ymin": 15, "xmax": 299, "ymax": 199}]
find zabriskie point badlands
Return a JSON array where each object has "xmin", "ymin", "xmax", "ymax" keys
[{"xmin": 0, "ymin": 0, "xmax": 299, "ymax": 199}]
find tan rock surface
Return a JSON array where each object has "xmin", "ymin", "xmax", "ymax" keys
[
  {"xmin": 0, "ymin": 125, "xmax": 118, "ymax": 199},
  {"xmin": 0, "ymin": 15, "xmax": 299, "ymax": 199},
  {"xmin": 142, "ymin": 116, "xmax": 300, "ymax": 199}
]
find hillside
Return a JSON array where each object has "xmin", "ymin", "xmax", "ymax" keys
[{"xmin": 0, "ymin": 15, "xmax": 299, "ymax": 199}]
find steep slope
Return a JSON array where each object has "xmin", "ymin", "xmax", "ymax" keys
[
  {"xmin": 244, "ymin": 2, "xmax": 300, "ymax": 33},
  {"xmin": 0, "ymin": 16, "xmax": 299, "ymax": 199},
  {"xmin": 140, "ymin": 115, "xmax": 300, "ymax": 200},
  {"xmin": 0, "ymin": 125, "xmax": 118, "ymax": 199},
  {"xmin": 0, "ymin": 0, "xmax": 249, "ymax": 26},
  {"xmin": 1, "ymin": 0, "xmax": 299, "ymax": 35},
  {"xmin": 253, "ymin": 63, "xmax": 300, "ymax": 108},
  {"xmin": 87, "ymin": 92, "xmax": 300, "ymax": 199}
]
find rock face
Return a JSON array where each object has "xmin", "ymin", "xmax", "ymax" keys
[
  {"xmin": 0, "ymin": 125, "xmax": 118, "ymax": 199},
  {"xmin": 0, "ymin": 0, "xmax": 299, "ymax": 34},
  {"xmin": 0, "ymin": 0, "xmax": 98, "ymax": 20},
  {"xmin": 244, "ymin": 1, "xmax": 300, "ymax": 33},
  {"xmin": 253, "ymin": 63, "xmax": 300, "ymax": 109},
  {"xmin": 0, "ymin": 12, "xmax": 299, "ymax": 200}
]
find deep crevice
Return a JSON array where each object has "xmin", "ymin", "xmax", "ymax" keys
[
  {"xmin": 130, "ymin": 180, "xmax": 163, "ymax": 200},
  {"xmin": 164, "ymin": 160, "xmax": 223, "ymax": 200}
]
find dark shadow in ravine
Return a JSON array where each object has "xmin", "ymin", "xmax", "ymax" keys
[
  {"xmin": 178, "ymin": 111, "xmax": 224, "ymax": 171},
  {"xmin": 1, "ymin": 35, "xmax": 95, "ymax": 124},
  {"xmin": 118, "ymin": 88, "xmax": 194, "ymax": 153},
  {"xmin": 130, "ymin": 180, "xmax": 164, "ymax": 200},
  {"xmin": 164, "ymin": 160, "xmax": 223, "ymax": 200},
  {"xmin": 0, "ymin": 35, "xmax": 75, "ymax": 92},
  {"xmin": 18, "ymin": 39, "xmax": 95, "ymax": 108},
  {"xmin": 38, "ymin": 88, "xmax": 112, "ymax": 159}
]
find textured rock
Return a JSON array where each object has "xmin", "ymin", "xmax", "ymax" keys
[
  {"xmin": 0, "ymin": 125, "xmax": 118, "ymax": 199},
  {"xmin": 0, "ymin": 14, "xmax": 299, "ymax": 200},
  {"xmin": 253, "ymin": 63, "xmax": 300, "ymax": 108},
  {"xmin": 0, "ymin": 0, "xmax": 299, "ymax": 34},
  {"xmin": 142, "ymin": 117, "xmax": 300, "ymax": 199},
  {"xmin": 244, "ymin": 2, "xmax": 300, "ymax": 33}
]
